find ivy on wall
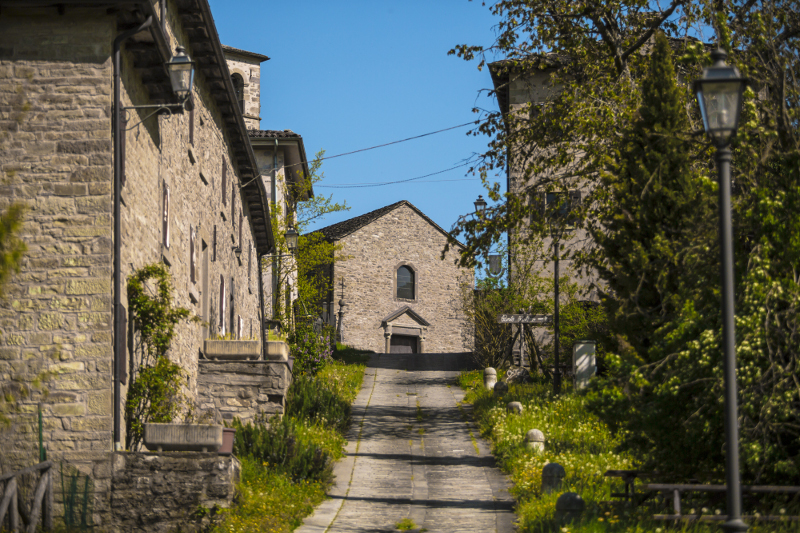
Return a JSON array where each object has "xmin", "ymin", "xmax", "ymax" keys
[{"xmin": 124, "ymin": 263, "xmax": 199, "ymax": 451}]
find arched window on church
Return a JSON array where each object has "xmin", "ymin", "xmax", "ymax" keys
[
  {"xmin": 397, "ymin": 266, "xmax": 415, "ymax": 300},
  {"xmin": 231, "ymin": 73, "xmax": 245, "ymax": 113}
]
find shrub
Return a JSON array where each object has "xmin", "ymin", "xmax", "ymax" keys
[
  {"xmin": 286, "ymin": 373, "xmax": 351, "ymax": 434},
  {"xmin": 233, "ymin": 415, "xmax": 334, "ymax": 485},
  {"xmin": 289, "ymin": 323, "xmax": 333, "ymax": 375}
]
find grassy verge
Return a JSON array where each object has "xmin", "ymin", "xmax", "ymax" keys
[
  {"xmin": 458, "ymin": 370, "xmax": 797, "ymax": 533},
  {"xmin": 212, "ymin": 347, "xmax": 370, "ymax": 532}
]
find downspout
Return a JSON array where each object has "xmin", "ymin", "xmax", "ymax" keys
[
  {"xmin": 113, "ymin": 15, "xmax": 153, "ymax": 451},
  {"xmin": 254, "ymin": 173, "xmax": 269, "ymax": 358},
  {"xmin": 272, "ymin": 139, "xmax": 278, "ymax": 318}
]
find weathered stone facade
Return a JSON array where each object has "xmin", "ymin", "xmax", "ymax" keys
[
  {"xmin": 110, "ymin": 452, "xmax": 239, "ymax": 532},
  {"xmin": 317, "ymin": 201, "xmax": 473, "ymax": 354},
  {"xmin": 490, "ymin": 59, "xmax": 599, "ymax": 298},
  {"xmin": 0, "ymin": 1, "xmax": 283, "ymax": 528},
  {"xmin": 197, "ymin": 360, "xmax": 290, "ymax": 423}
]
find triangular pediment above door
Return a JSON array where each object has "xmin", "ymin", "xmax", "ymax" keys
[{"xmin": 381, "ymin": 305, "xmax": 430, "ymax": 327}]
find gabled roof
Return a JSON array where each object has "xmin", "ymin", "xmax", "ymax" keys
[
  {"xmin": 314, "ymin": 200, "xmax": 464, "ymax": 248},
  {"xmin": 381, "ymin": 306, "xmax": 431, "ymax": 327}
]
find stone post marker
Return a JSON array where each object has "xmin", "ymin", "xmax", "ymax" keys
[
  {"xmin": 555, "ymin": 492, "xmax": 585, "ymax": 524},
  {"xmin": 541, "ymin": 462, "xmax": 565, "ymax": 493},
  {"xmin": 507, "ymin": 401, "xmax": 523, "ymax": 414},
  {"xmin": 525, "ymin": 429, "xmax": 545, "ymax": 452},
  {"xmin": 483, "ymin": 367, "xmax": 497, "ymax": 390},
  {"xmin": 572, "ymin": 340, "xmax": 597, "ymax": 389},
  {"xmin": 493, "ymin": 381, "xmax": 508, "ymax": 397}
]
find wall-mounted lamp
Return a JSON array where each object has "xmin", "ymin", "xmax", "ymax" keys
[
  {"xmin": 285, "ymin": 226, "xmax": 299, "ymax": 255},
  {"xmin": 166, "ymin": 46, "xmax": 195, "ymax": 102}
]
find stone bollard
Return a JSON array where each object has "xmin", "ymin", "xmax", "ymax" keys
[
  {"xmin": 493, "ymin": 381, "xmax": 508, "ymax": 397},
  {"xmin": 483, "ymin": 367, "xmax": 497, "ymax": 390},
  {"xmin": 555, "ymin": 492, "xmax": 585, "ymax": 525},
  {"xmin": 525, "ymin": 429, "xmax": 545, "ymax": 452},
  {"xmin": 541, "ymin": 462, "xmax": 565, "ymax": 493},
  {"xmin": 507, "ymin": 401, "xmax": 523, "ymax": 414}
]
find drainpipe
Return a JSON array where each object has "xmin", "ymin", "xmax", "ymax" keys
[
  {"xmin": 272, "ymin": 139, "xmax": 278, "ymax": 318},
  {"xmin": 113, "ymin": 15, "xmax": 153, "ymax": 451}
]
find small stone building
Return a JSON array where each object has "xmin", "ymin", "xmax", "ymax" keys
[{"xmin": 316, "ymin": 201, "xmax": 473, "ymax": 354}]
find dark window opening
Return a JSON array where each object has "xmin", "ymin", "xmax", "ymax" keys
[
  {"xmin": 231, "ymin": 74, "xmax": 245, "ymax": 113},
  {"xmin": 397, "ymin": 266, "xmax": 415, "ymax": 300}
]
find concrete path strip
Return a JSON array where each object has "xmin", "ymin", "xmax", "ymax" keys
[{"xmin": 296, "ymin": 353, "xmax": 516, "ymax": 533}]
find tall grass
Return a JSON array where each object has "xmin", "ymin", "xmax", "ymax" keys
[
  {"xmin": 459, "ymin": 370, "xmax": 798, "ymax": 533},
  {"xmin": 212, "ymin": 350, "xmax": 368, "ymax": 532}
]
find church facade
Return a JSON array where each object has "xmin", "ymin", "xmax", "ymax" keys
[{"xmin": 316, "ymin": 201, "xmax": 472, "ymax": 354}]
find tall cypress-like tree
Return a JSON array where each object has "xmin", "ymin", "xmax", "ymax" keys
[
  {"xmin": 590, "ymin": 33, "xmax": 715, "ymax": 362},
  {"xmin": 586, "ymin": 34, "xmax": 723, "ymax": 478}
]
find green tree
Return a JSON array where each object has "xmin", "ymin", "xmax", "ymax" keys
[
  {"xmin": 450, "ymin": 1, "xmax": 800, "ymax": 483},
  {"xmin": 268, "ymin": 151, "xmax": 349, "ymax": 328}
]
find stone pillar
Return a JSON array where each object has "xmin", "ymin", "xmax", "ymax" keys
[
  {"xmin": 542, "ymin": 463, "xmax": 565, "ymax": 493},
  {"xmin": 484, "ymin": 368, "xmax": 497, "ymax": 390},
  {"xmin": 336, "ymin": 299, "xmax": 346, "ymax": 344},
  {"xmin": 384, "ymin": 325, "xmax": 392, "ymax": 353},
  {"xmin": 419, "ymin": 329, "xmax": 426, "ymax": 353}
]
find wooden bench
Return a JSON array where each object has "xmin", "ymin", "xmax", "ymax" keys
[{"xmin": 641, "ymin": 483, "xmax": 800, "ymax": 522}]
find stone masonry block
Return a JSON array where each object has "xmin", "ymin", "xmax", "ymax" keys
[{"xmin": 66, "ymin": 279, "xmax": 110, "ymax": 295}]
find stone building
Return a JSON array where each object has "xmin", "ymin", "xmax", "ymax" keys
[
  {"xmin": 0, "ymin": 0, "xmax": 295, "ymax": 527},
  {"xmin": 489, "ymin": 57, "xmax": 599, "ymax": 297},
  {"xmin": 316, "ymin": 201, "xmax": 473, "ymax": 354}
]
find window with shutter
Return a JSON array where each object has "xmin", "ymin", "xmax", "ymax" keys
[
  {"xmin": 219, "ymin": 275, "xmax": 226, "ymax": 335},
  {"xmin": 221, "ymin": 162, "xmax": 227, "ymax": 206},
  {"xmin": 162, "ymin": 183, "xmax": 170, "ymax": 249},
  {"xmin": 190, "ymin": 225, "xmax": 196, "ymax": 284},
  {"xmin": 189, "ymin": 106, "xmax": 194, "ymax": 146}
]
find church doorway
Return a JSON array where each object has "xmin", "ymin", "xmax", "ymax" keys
[{"xmin": 390, "ymin": 335, "xmax": 418, "ymax": 354}]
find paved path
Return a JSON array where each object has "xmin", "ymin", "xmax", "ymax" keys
[{"xmin": 297, "ymin": 353, "xmax": 516, "ymax": 533}]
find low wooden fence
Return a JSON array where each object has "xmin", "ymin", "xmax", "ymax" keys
[{"xmin": 0, "ymin": 460, "xmax": 54, "ymax": 533}]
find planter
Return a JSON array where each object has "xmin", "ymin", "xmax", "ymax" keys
[
  {"xmin": 264, "ymin": 340, "xmax": 289, "ymax": 361},
  {"xmin": 143, "ymin": 423, "xmax": 223, "ymax": 453},
  {"xmin": 204, "ymin": 340, "xmax": 261, "ymax": 361},
  {"xmin": 219, "ymin": 428, "xmax": 236, "ymax": 455}
]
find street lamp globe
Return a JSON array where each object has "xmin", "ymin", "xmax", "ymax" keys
[
  {"xmin": 166, "ymin": 46, "xmax": 195, "ymax": 101},
  {"xmin": 694, "ymin": 48, "xmax": 747, "ymax": 148}
]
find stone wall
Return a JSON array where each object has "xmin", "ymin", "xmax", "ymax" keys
[
  {"xmin": 334, "ymin": 204, "xmax": 472, "ymax": 353},
  {"xmin": 0, "ymin": 7, "xmax": 116, "ymax": 479},
  {"xmin": 197, "ymin": 360, "xmax": 290, "ymax": 424},
  {"xmin": 110, "ymin": 452, "xmax": 239, "ymax": 533}
]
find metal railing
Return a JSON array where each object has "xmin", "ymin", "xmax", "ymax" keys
[{"xmin": 0, "ymin": 460, "xmax": 54, "ymax": 532}]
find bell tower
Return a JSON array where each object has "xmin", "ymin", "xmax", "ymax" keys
[{"xmin": 222, "ymin": 45, "xmax": 270, "ymax": 130}]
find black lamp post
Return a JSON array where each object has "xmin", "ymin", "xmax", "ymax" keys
[{"xmin": 694, "ymin": 47, "xmax": 748, "ymax": 533}]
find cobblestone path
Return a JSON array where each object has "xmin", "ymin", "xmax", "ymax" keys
[{"xmin": 297, "ymin": 353, "xmax": 516, "ymax": 533}]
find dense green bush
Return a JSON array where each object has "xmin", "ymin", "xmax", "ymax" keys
[
  {"xmin": 286, "ymin": 373, "xmax": 351, "ymax": 434},
  {"xmin": 232, "ymin": 415, "xmax": 333, "ymax": 485},
  {"xmin": 289, "ymin": 323, "xmax": 333, "ymax": 375}
]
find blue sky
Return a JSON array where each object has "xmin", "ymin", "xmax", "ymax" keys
[{"xmin": 208, "ymin": 0, "xmax": 501, "ymax": 235}]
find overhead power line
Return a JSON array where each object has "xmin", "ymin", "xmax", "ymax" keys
[{"xmin": 315, "ymin": 162, "xmax": 472, "ymax": 189}]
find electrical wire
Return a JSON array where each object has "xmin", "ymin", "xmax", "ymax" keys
[
  {"xmin": 315, "ymin": 162, "xmax": 471, "ymax": 188},
  {"xmin": 239, "ymin": 118, "xmax": 482, "ymax": 189}
]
